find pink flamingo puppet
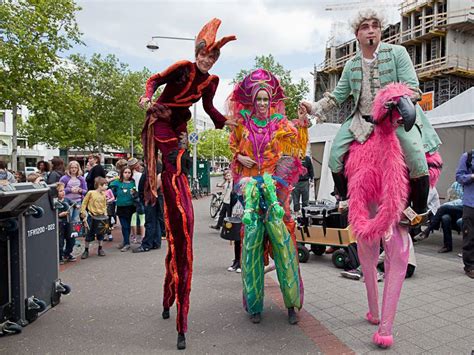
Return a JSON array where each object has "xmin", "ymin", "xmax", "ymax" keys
[{"xmin": 345, "ymin": 82, "xmax": 442, "ymax": 348}]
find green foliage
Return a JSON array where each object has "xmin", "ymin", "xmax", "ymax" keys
[
  {"xmin": 233, "ymin": 54, "xmax": 309, "ymax": 120},
  {"xmin": 0, "ymin": 0, "xmax": 82, "ymax": 109},
  {"xmin": 21, "ymin": 53, "xmax": 151, "ymax": 152},
  {"xmin": 196, "ymin": 128, "xmax": 232, "ymax": 161}
]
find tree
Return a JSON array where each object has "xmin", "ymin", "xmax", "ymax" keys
[
  {"xmin": 1, "ymin": 0, "xmax": 82, "ymax": 169},
  {"xmin": 21, "ymin": 54, "xmax": 151, "ymax": 154},
  {"xmin": 233, "ymin": 54, "xmax": 309, "ymax": 120},
  {"xmin": 197, "ymin": 128, "xmax": 232, "ymax": 161}
]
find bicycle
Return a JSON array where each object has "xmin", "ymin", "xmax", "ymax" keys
[
  {"xmin": 190, "ymin": 178, "xmax": 203, "ymax": 199},
  {"xmin": 209, "ymin": 191, "xmax": 224, "ymax": 218}
]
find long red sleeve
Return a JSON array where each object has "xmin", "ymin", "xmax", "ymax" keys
[
  {"xmin": 202, "ymin": 77, "xmax": 227, "ymax": 129},
  {"xmin": 144, "ymin": 61, "xmax": 189, "ymax": 100}
]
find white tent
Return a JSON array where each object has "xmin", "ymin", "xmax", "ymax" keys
[
  {"xmin": 307, "ymin": 88, "xmax": 474, "ymax": 202},
  {"xmin": 308, "ymin": 123, "xmax": 340, "ymax": 202},
  {"xmin": 426, "ymin": 87, "xmax": 474, "ymax": 199}
]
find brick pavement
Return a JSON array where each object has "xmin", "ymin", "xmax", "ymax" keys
[
  {"xmin": 291, "ymin": 229, "xmax": 474, "ymax": 354},
  {"xmin": 1, "ymin": 194, "xmax": 473, "ymax": 354}
]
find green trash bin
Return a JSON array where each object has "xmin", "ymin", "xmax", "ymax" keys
[{"xmin": 189, "ymin": 159, "xmax": 210, "ymax": 195}]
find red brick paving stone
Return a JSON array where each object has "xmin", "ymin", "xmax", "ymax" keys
[{"xmin": 265, "ymin": 277, "xmax": 355, "ymax": 354}]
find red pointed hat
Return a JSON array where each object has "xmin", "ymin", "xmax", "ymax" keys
[{"xmin": 195, "ymin": 18, "xmax": 236, "ymax": 52}]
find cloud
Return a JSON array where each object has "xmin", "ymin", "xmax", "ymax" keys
[{"xmin": 76, "ymin": 0, "xmax": 332, "ymax": 63}]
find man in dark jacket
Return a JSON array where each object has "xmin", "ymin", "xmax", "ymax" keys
[
  {"xmin": 85, "ymin": 154, "xmax": 106, "ymax": 191},
  {"xmin": 292, "ymin": 155, "xmax": 314, "ymax": 213},
  {"xmin": 133, "ymin": 161, "xmax": 164, "ymax": 252},
  {"xmin": 456, "ymin": 150, "xmax": 474, "ymax": 279}
]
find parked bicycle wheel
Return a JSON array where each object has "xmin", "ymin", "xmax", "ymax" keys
[{"xmin": 210, "ymin": 194, "xmax": 223, "ymax": 218}]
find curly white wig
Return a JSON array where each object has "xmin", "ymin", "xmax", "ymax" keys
[{"xmin": 350, "ymin": 9, "xmax": 385, "ymax": 33}]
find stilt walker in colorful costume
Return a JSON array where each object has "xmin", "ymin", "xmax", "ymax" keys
[
  {"xmin": 300, "ymin": 9, "xmax": 441, "ymax": 225},
  {"xmin": 344, "ymin": 82, "xmax": 442, "ymax": 348},
  {"xmin": 228, "ymin": 69, "xmax": 309, "ymax": 325},
  {"xmin": 299, "ymin": 9, "xmax": 443, "ymax": 348},
  {"xmin": 139, "ymin": 18, "xmax": 236, "ymax": 350}
]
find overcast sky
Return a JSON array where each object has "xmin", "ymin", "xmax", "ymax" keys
[{"xmin": 72, "ymin": 0, "xmax": 400, "ymax": 117}]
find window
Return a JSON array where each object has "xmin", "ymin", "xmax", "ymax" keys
[{"xmin": 0, "ymin": 111, "xmax": 5, "ymax": 133}]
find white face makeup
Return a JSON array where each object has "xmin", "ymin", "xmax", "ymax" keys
[
  {"xmin": 255, "ymin": 90, "xmax": 270, "ymax": 117},
  {"xmin": 356, "ymin": 19, "xmax": 382, "ymax": 47},
  {"xmin": 196, "ymin": 50, "xmax": 218, "ymax": 74}
]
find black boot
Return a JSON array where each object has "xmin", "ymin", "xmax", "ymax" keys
[
  {"xmin": 401, "ymin": 175, "xmax": 430, "ymax": 226},
  {"xmin": 250, "ymin": 313, "xmax": 261, "ymax": 324},
  {"xmin": 331, "ymin": 172, "xmax": 348, "ymax": 201},
  {"xmin": 288, "ymin": 307, "xmax": 298, "ymax": 325},
  {"xmin": 162, "ymin": 308, "xmax": 170, "ymax": 319},
  {"xmin": 177, "ymin": 332, "xmax": 186, "ymax": 350},
  {"xmin": 409, "ymin": 175, "xmax": 430, "ymax": 214}
]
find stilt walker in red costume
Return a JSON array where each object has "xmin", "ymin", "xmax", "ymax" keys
[{"xmin": 139, "ymin": 18, "xmax": 236, "ymax": 350}]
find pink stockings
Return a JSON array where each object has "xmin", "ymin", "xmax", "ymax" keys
[{"xmin": 357, "ymin": 224, "xmax": 410, "ymax": 346}]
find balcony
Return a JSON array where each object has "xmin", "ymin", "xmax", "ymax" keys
[
  {"xmin": 0, "ymin": 147, "xmax": 11, "ymax": 155},
  {"xmin": 18, "ymin": 148, "xmax": 40, "ymax": 156},
  {"xmin": 415, "ymin": 55, "xmax": 474, "ymax": 79}
]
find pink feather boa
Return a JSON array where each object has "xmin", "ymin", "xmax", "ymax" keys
[{"xmin": 345, "ymin": 83, "xmax": 412, "ymax": 241}]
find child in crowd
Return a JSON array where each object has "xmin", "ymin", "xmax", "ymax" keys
[
  {"xmin": 105, "ymin": 171, "xmax": 118, "ymax": 241},
  {"xmin": 56, "ymin": 183, "xmax": 76, "ymax": 264},
  {"xmin": 27, "ymin": 172, "xmax": 44, "ymax": 184},
  {"xmin": 80, "ymin": 177, "xmax": 108, "ymax": 259},
  {"xmin": 109, "ymin": 167, "xmax": 136, "ymax": 252}
]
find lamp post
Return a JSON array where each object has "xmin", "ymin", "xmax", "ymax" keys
[{"xmin": 146, "ymin": 35, "xmax": 198, "ymax": 182}]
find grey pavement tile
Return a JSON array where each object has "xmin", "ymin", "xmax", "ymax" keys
[
  {"xmin": 332, "ymin": 328, "xmax": 359, "ymax": 344},
  {"xmin": 456, "ymin": 318, "xmax": 474, "ymax": 331},
  {"xmin": 391, "ymin": 340, "xmax": 424, "ymax": 354},
  {"xmin": 400, "ymin": 307, "xmax": 433, "ymax": 321},
  {"xmin": 452, "ymin": 305, "xmax": 474, "ymax": 318},
  {"xmin": 429, "ymin": 299, "xmax": 461, "ymax": 311},
  {"xmin": 395, "ymin": 311, "xmax": 420, "ymax": 325},
  {"xmin": 393, "ymin": 324, "xmax": 425, "ymax": 339},
  {"xmin": 421, "ymin": 346, "xmax": 468, "ymax": 355},
  {"xmin": 446, "ymin": 335, "xmax": 474, "ymax": 353},
  {"xmin": 405, "ymin": 316, "xmax": 451, "ymax": 333},
  {"xmin": 343, "ymin": 338, "xmax": 373, "ymax": 354},
  {"xmin": 440, "ymin": 323, "xmax": 474, "ymax": 338},
  {"xmin": 436, "ymin": 309, "xmax": 467, "ymax": 322},
  {"xmin": 422, "ymin": 327, "xmax": 460, "ymax": 345},
  {"xmin": 325, "ymin": 305, "xmax": 352, "ymax": 317},
  {"xmin": 408, "ymin": 334, "xmax": 450, "ymax": 351},
  {"xmin": 411, "ymin": 302, "xmax": 446, "ymax": 315}
]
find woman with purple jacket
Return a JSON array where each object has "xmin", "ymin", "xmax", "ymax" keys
[{"xmin": 59, "ymin": 161, "xmax": 87, "ymax": 223}]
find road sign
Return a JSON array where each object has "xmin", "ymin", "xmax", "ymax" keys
[{"xmin": 189, "ymin": 132, "xmax": 199, "ymax": 145}]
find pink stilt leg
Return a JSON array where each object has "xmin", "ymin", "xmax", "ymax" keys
[
  {"xmin": 357, "ymin": 238, "xmax": 381, "ymax": 323},
  {"xmin": 374, "ymin": 224, "xmax": 410, "ymax": 348}
]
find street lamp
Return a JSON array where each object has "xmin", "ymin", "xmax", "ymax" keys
[{"xmin": 146, "ymin": 35, "xmax": 199, "ymax": 182}]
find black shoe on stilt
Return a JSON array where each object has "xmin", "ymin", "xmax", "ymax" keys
[
  {"xmin": 250, "ymin": 313, "xmax": 261, "ymax": 324},
  {"xmin": 162, "ymin": 308, "xmax": 170, "ymax": 319},
  {"xmin": 332, "ymin": 172, "xmax": 349, "ymax": 211},
  {"xmin": 288, "ymin": 307, "xmax": 298, "ymax": 325},
  {"xmin": 177, "ymin": 333, "xmax": 186, "ymax": 350}
]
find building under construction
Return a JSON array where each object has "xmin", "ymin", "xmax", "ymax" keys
[{"xmin": 314, "ymin": 0, "xmax": 474, "ymax": 123}]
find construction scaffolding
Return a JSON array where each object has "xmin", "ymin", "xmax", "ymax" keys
[{"xmin": 314, "ymin": 0, "xmax": 474, "ymax": 123}]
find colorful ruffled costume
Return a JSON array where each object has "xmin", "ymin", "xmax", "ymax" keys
[
  {"xmin": 228, "ymin": 69, "xmax": 309, "ymax": 317},
  {"xmin": 140, "ymin": 18, "xmax": 235, "ymax": 338}
]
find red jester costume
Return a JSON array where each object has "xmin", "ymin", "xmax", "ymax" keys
[{"xmin": 139, "ymin": 18, "xmax": 235, "ymax": 350}]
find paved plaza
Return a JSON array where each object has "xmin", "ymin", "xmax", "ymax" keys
[{"xmin": 1, "ymin": 195, "xmax": 473, "ymax": 354}]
